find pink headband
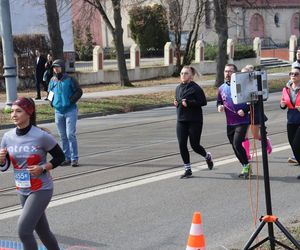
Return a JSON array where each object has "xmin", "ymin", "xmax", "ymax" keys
[{"xmin": 12, "ymin": 97, "xmax": 35, "ymax": 116}]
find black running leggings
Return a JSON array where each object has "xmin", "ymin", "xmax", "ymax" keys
[
  {"xmin": 18, "ymin": 190, "xmax": 60, "ymax": 250},
  {"xmin": 176, "ymin": 121, "xmax": 207, "ymax": 164},
  {"xmin": 227, "ymin": 124, "xmax": 249, "ymax": 165},
  {"xmin": 287, "ymin": 123, "xmax": 300, "ymax": 164}
]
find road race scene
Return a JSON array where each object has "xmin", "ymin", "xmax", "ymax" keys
[{"xmin": 0, "ymin": 0, "xmax": 300, "ymax": 249}]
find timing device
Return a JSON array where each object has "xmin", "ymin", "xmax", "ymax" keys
[{"xmin": 230, "ymin": 70, "xmax": 269, "ymax": 104}]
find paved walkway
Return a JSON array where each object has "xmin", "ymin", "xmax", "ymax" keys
[{"xmin": 0, "ymin": 71, "xmax": 289, "ymax": 109}]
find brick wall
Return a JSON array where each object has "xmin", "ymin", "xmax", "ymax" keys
[{"xmin": 261, "ymin": 48, "xmax": 290, "ymax": 61}]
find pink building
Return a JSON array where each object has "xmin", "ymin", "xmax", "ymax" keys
[{"xmin": 71, "ymin": 0, "xmax": 104, "ymax": 47}]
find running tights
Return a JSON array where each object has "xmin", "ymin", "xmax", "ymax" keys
[
  {"xmin": 18, "ymin": 190, "xmax": 60, "ymax": 250},
  {"xmin": 227, "ymin": 124, "xmax": 249, "ymax": 165},
  {"xmin": 176, "ymin": 121, "xmax": 207, "ymax": 164},
  {"xmin": 287, "ymin": 124, "xmax": 300, "ymax": 164}
]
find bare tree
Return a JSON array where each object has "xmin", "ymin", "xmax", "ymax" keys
[
  {"xmin": 44, "ymin": 0, "xmax": 64, "ymax": 60},
  {"xmin": 213, "ymin": 0, "xmax": 228, "ymax": 86},
  {"xmin": 164, "ymin": 0, "xmax": 205, "ymax": 75},
  {"xmin": 81, "ymin": 0, "xmax": 131, "ymax": 86},
  {"xmin": 182, "ymin": 0, "xmax": 204, "ymax": 67}
]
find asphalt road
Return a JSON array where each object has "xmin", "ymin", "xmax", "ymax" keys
[{"xmin": 0, "ymin": 92, "xmax": 299, "ymax": 250}]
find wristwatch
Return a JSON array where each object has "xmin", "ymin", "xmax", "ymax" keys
[{"xmin": 41, "ymin": 165, "xmax": 47, "ymax": 174}]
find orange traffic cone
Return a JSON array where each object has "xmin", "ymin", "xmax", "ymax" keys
[{"xmin": 186, "ymin": 211, "xmax": 206, "ymax": 250}]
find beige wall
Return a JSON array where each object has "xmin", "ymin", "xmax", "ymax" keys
[{"xmin": 228, "ymin": 7, "xmax": 299, "ymax": 44}]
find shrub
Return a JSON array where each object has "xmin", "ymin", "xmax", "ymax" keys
[
  {"xmin": 204, "ymin": 44, "xmax": 218, "ymax": 60},
  {"xmin": 234, "ymin": 44, "xmax": 256, "ymax": 60},
  {"xmin": 0, "ymin": 34, "xmax": 50, "ymax": 77},
  {"xmin": 129, "ymin": 4, "xmax": 169, "ymax": 55}
]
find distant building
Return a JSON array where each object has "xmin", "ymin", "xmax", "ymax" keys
[
  {"xmin": 9, "ymin": 0, "xmax": 74, "ymax": 51},
  {"xmin": 229, "ymin": 0, "xmax": 300, "ymax": 45},
  {"xmin": 7, "ymin": 0, "xmax": 300, "ymax": 55},
  {"xmin": 71, "ymin": 0, "xmax": 300, "ymax": 50}
]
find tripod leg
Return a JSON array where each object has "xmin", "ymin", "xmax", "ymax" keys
[
  {"xmin": 274, "ymin": 239, "xmax": 296, "ymax": 250},
  {"xmin": 275, "ymin": 220, "xmax": 300, "ymax": 249},
  {"xmin": 243, "ymin": 221, "xmax": 266, "ymax": 249}
]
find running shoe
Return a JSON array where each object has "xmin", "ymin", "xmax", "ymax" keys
[
  {"xmin": 71, "ymin": 160, "xmax": 79, "ymax": 167},
  {"xmin": 297, "ymin": 175, "xmax": 300, "ymax": 180},
  {"xmin": 266, "ymin": 138, "xmax": 272, "ymax": 154},
  {"xmin": 288, "ymin": 157, "xmax": 298, "ymax": 164},
  {"xmin": 206, "ymin": 152, "xmax": 214, "ymax": 170},
  {"xmin": 238, "ymin": 164, "xmax": 252, "ymax": 179},
  {"xmin": 60, "ymin": 160, "xmax": 71, "ymax": 166},
  {"xmin": 180, "ymin": 169, "xmax": 192, "ymax": 179}
]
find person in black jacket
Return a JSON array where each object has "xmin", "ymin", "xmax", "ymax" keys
[
  {"xmin": 43, "ymin": 53, "xmax": 53, "ymax": 95},
  {"xmin": 174, "ymin": 66, "xmax": 213, "ymax": 178},
  {"xmin": 34, "ymin": 49, "xmax": 47, "ymax": 100}
]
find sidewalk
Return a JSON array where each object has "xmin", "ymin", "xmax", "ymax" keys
[{"xmin": 0, "ymin": 71, "xmax": 288, "ymax": 109}]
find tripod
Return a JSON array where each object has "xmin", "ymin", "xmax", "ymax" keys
[{"xmin": 243, "ymin": 71, "xmax": 300, "ymax": 250}]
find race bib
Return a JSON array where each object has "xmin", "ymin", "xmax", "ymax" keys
[
  {"xmin": 48, "ymin": 91, "xmax": 54, "ymax": 102},
  {"xmin": 14, "ymin": 169, "xmax": 31, "ymax": 188}
]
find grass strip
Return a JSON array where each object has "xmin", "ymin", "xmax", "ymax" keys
[{"xmin": 0, "ymin": 79, "xmax": 287, "ymax": 127}]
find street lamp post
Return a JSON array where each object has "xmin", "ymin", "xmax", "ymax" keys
[{"xmin": 0, "ymin": 0, "xmax": 17, "ymax": 109}]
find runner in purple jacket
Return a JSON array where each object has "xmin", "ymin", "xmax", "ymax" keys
[{"xmin": 217, "ymin": 64, "xmax": 251, "ymax": 178}]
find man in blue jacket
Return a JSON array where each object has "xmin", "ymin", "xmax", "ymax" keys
[{"xmin": 48, "ymin": 59, "xmax": 82, "ymax": 167}]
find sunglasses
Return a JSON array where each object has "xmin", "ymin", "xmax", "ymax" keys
[{"xmin": 289, "ymin": 72, "xmax": 300, "ymax": 77}]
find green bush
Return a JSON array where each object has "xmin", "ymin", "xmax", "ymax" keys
[
  {"xmin": 129, "ymin": 4, "xmax": 169, "ymax": 54},
  {"xmin": 203, "ymin": 44, "xmax": 256, "ymax": 61},
  {"xmin": 0, "ymin": 34, "xmax": 50, "ymax": 77},
  {"xmin": 234, "ymin": 45, "xmax": 256, "ymax": 60},
  {"xmin": 204, "ymin": 44, "xmax": 218, "ymax": 60},
  {"xmin": 73, "ymin": 22, "xmax": 95, "ymax": 61}
]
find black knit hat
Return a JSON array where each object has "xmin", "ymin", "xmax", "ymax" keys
[{"xmin": 52, "ymin": 59, "xmax": 65, "ymax": 68}]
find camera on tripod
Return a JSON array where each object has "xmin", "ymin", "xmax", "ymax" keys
[{"xmin": 230, "ymin": 70, "xmax": 269, "ymax": 104}]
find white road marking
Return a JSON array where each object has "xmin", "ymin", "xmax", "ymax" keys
[{"xmin": 0, "ymin": 143, "xmax": 291, "ymax": 220}]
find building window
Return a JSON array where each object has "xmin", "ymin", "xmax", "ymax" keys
[
  {"xmin": 294, "ymin": 14, "xmax": 300, "ymax": 30},
  {"xmin": 274, "ymin": 13, "xmax": 280, "ymax": 27},
  {"xmin": 127, "ymin": 24, "xmax": 132, "ymax": 38},
  {"xmin": 254, "ymin": 15, "xmax": 259, "ymax": 31}
]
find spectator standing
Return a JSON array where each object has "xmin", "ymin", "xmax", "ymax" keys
[
  {"xmin": 43, "ymin": 53, "xmax": 53, "ymax": 95},
  {"xmin": 287, "ymin": 51, "xmax": 300, "ymax": 163},
  {"xmin": 48, "ymin": 59, "xmax": 83, "ymax": 167},
  {"xmin": 217, "ymin": 64, "xmax": 251, "ymax": 178},
  {"xmin": 34, "ymin": 49, "xmax": 47, "ymax": 100},
  {"xmin": 0, "ymin": 97, "xmax": 65, "ymax": 250},
  {"xmin": 174, "ymin": 65, "xmax": 213, "ymax": 178},
  {"xmin": 291, "ymin": 47, "xmax": 300, "ymax": 69},
  {"xmin": 280, "ymin": 67, "xmax": 300, "ymax": 179}
]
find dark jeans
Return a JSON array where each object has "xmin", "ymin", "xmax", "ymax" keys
[
  {"xmin": 287, "ymin": 123, "xmax": 300, "ymax": 164},
  {"xmin": 227, "ymin": 124, "xmax": 249, "ymax": 165},
  {"xmin": 176, "ymin": 121, "xmax": 207, "ymax": 165}
]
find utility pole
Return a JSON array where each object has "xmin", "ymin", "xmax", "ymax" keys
[{"xmin": 0, "ymin": 0, "xmax": 17, "ymax": 110}]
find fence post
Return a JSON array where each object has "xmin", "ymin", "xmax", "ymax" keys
[
  {"xmin": 289, "ymin": 35, "xmax": 297, "ymax": 63},
  {"xmin": 253, "ymin": 37, "xmax": 261, "ymax": 65},
  {"xmin": 227, "ymin": 39, "xmax": 234, "ymax": 63},
  {"xmin": 93, "ymin": 45, "xmax": 103, "ymax": 72},
  {"xmin": 130, "ymin": 43, "xmax": 140, "ymax": 69},
  {"xmin": 195, "ymin": 40, "xmax": 205, "ymax": 63},
  {"xmin": 164, "ymin": 42, "xmax": 173, "ymax": 66}
]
